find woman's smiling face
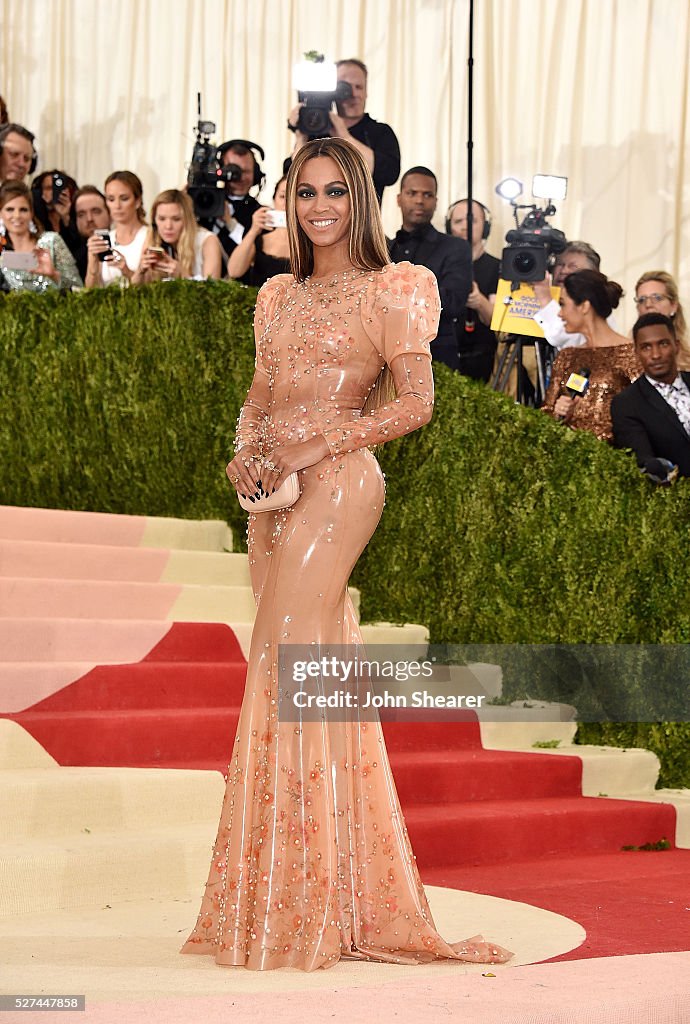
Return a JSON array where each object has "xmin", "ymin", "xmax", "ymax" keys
[{"xmin": 295, "ymin": 156, "xmax": 352, "ymax": 254}]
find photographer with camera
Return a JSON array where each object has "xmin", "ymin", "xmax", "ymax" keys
[
  {"xmin": 207, "ymin": 140, "xmax": 265, "ymax": 273},
  {"xmin": 31, "ymin": 170, "xmax": 81, "ymax": 264},
  {"xmin": 286, "ymin": 59, "xmax": 400, "ymax": 205}
]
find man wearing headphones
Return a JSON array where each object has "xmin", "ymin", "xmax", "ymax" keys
[
  {"xmin": 210, "ymin": 139, "xmax": 265, "ymax": 274},
  {"xmin": 447, "ymin": 198, "xmax": 500, "ymax": 382},
  {"xmin": 0, "ymin": 123, "xmax": 37, "ymax": 184}
]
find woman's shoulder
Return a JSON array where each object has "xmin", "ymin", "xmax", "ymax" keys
[
  {"xmin": 37, "ymin": 231, "xmax": 60, "ymax": 247},
  {"xmin": 255, "ymin": 273, "xmax": 293, "ymax": 310},
  {"xmin": 366, "ymin": 261, "xmax": 440, "ymax": 313},
  {"xmin": 257, "ymin": 273, "xmax": 293, "ymax": 296},
  {"xmin": 378, "ymin": 260, "xmax": 437, "ymax": 291}
]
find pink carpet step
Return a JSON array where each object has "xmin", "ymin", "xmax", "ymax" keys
[
  {"xmin": 0, "ymin": 505, "xmax": 230, "ymax": 550},
  {"xmin": 0, "ymin": 538, "xmax": 170, "ymax": 582},
  {"xmin": 0, "ymin": 577, "xmax": 253, "ymax": 621},
  {"xmin": 405, "ymin": 796, "xmax": 677, "ymax": 867},
  {"xmin": 0, "ymin": 619, "xmax": 244, "ymax": 663},
  {"xmin": 0, "ymin": 539, "xmax": 250, "ymax": 588}
]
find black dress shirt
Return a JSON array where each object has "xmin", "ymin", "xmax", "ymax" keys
[{"xmin": 388, "ymin": 223, "xmax": 472, "ymax": 371}]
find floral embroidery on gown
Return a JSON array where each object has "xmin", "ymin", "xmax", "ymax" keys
[{"xmin": 180, "ymin": 261, "xmax": 513, "ymax": 971}]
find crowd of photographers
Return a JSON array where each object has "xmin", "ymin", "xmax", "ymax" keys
[{"xmin": 1, "ymin": 58, "xmax": 689, "ymax": 483}]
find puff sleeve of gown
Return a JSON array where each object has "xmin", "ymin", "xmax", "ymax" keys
[{"xmin": 321, "ymin": 262, "xmax": 440, "ymax": 456}]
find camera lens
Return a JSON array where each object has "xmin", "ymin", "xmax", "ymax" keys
[
  {"xmin": 513, "ymin": 252, "xmax": 536, "ymax": 275},
  {"xmin": 301, "ymin": 108, "xmax": 329, "ymax": 135}
]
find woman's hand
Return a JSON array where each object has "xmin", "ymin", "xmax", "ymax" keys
[
  {"xmin": 86, "ymin": 232, "xmax": 110, "ymax": 265},
  {"xmin": 259, "ymin": 436, "xmax": 330, "ymax": 494},
  {"xmin": 533, "ymin": 275, "xmax": 553, "ymax": 308},
  {"xmin": 465, "ymin": 280, "xmax": 482, "ymax": 309},
  {"xmin": 226, "ymin": 447, "xmax": 262, "ymax": 501},
  {"xmin": 107, "ymin": 249, "xmax": 134, "ymax": 280},
  {"xmin": 54, "ymin": 190, "xmax": 72, "ymax": 226},
  {"xmin": 154, "ymin": 254, "xmax": 180, "ymax": 278},
  {"xmin": 553, "ymin": 394, "xmax": 575, "ymax": 421},
  {"xmin": 32, "ymin": 247, "xmax": 59, "ymax": 282},
  {"xmin": 248, "ymin": 206, "xmax": 271, "ymax": 237}
]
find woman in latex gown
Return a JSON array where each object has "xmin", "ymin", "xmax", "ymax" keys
[{"xmin": 181, "ymin": 137, "xmax": 513, "ymax": 972}]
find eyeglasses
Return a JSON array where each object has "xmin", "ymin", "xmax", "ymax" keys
[{"xmin": 635, "ymin": 293, "xmax": 670, "ymax": 307}]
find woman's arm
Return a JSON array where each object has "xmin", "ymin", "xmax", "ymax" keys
[
  {"xmin": 48, "ymin": 233, "xmax": 83, "ymax": 290},
  {"xmin": 227, "ymin": 207, "xmax": 270, "ymax": 280},
  {"xmin": 201, "ymin": 232, "xmax": 222, "ymax": 280}
]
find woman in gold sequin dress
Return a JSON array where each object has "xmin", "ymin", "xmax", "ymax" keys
[
  {"xmin": 180, "ymin": 138, "xmax": 512, "ymax": 972},
  {"xmin": 542, "ymin": 270, "xmax": 640, "ymax": 441}
]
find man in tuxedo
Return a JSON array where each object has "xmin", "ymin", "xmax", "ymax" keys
[
  {"xmin": 611, "ymin": 313, "xmax": 690, "ymax": 480},
  {"xmin": 389, "ymin": 166, "xmax": 472, "ymax": 371}
]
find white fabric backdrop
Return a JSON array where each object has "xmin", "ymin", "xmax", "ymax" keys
[{"xmin": 2, "ymin": 0, "xmax": 689, "ymax": 329}]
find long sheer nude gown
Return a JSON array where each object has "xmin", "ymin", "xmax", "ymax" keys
[{"xmin": 181, "ymin": 261, "xmax": 512, "ymax": 971}]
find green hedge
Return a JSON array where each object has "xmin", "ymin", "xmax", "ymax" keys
[
  {"xmin": 0, "ymin": 283, "xmax": 687, "ymax": 784},
  {"xmin": 0, "ymin": 281, "xmax": 256, "ymax": 547}
]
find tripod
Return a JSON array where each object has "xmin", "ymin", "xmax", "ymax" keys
[{"xmin": 491, "ymin": 333, "xmax": 552, "ymax": 406}]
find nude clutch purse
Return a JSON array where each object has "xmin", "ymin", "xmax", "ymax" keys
[{"xmin": 237, "ymin": 473, "xmax": 300, "ymax": 512}]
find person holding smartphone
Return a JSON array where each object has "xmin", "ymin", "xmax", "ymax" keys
[
  {"xmin": 131, "ymin": 189, "xmax": 222, "ymax": 284},
  {"xmin": 227, "ymin": 175, "xmax": 290, "ymax": 287},
  {"xmin": 84, "ymin": 171, "xmax": 147, "ymax": 288},
  {"xmin": 0, "ymin": 181, "xmax": 82, "ymax": 292}
]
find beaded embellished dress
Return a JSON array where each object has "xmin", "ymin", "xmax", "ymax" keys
[
  {"xmin": 180, "ymin": 261, "xmax": 512, "ymax": 971},
  {"xmin": 542, "ymin": 343, "xmax": 641, "ymax": 441}
]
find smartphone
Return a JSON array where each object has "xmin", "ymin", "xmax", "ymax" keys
[
  {"xmin": 266, "ymin": 210, "xmax": 286, "ymax": 229},
  {"xmin": 52, "ymin": 172, "xmax": 66, "ymax": 206},
  {"xmin": 148, "ymin": 246, "xmax": 166, "ymax": 260},
  {"xmin": 94, "ymin": 228, "xmax": 112, "ymax": 262},
  {"xmin": 0, "ymin": 250, "xmax": 39, "ymax": 271}
]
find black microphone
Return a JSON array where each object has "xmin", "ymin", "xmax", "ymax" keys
[{"xmin": 557, "ymin": 366, "xmax": 590, "ymax": 420}]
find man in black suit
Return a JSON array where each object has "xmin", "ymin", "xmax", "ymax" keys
[
  {"xmin": 389, "ymin": 166, "xmax": 472, "ymax": 371},
  {"xmin": 611, "ymin": 313, "xmax": 690, "ymax": 481}
]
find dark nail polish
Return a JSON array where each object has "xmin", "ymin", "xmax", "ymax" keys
[
  {"xmin": 241, "ymin": 494, "xmax": 246, "ymax": 499},
  {"xmin": 249, "ymin": 497, "xmax": 255, "ymax": 503}
]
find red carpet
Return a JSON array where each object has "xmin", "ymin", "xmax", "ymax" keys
[
  {"xmin": 424, "ymin": 849, "xmax": 690, "ymax": 960},
  {"xmin": 2, "ymin": 618, "xmax": 687, "ymax": 962},
  {"xmin": 3, "ymin": 622, "xmax": 677, "ymax": 871}
]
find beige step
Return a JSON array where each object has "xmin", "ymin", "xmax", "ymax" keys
[
  {"xmin": 0, "ymin": 766, "xmax": 224, "ymax": 841},
  {"xmin": 0, "ymin": 822, "xmax": 217, "ymax": 915}
]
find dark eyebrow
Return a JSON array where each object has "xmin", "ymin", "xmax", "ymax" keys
[{"xmin": 297, "ymin": 180, "xmax": 348, "ymax": 189}]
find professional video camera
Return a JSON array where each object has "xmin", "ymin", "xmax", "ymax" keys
[
  {"xmin": 187, "ymin": 94, "xmax": 234, "ymax": 221},
  {"xmin": 497, "ymin": 175, "xmax": 568, "ymax": 284},
  {"xmin": 293, "ymin": 52, "xmax": 352, "ymax": 139}
]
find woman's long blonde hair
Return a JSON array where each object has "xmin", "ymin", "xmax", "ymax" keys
[{"xmin": 146, "ymin": 189, "xmax": 197, "ymax": 277}]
